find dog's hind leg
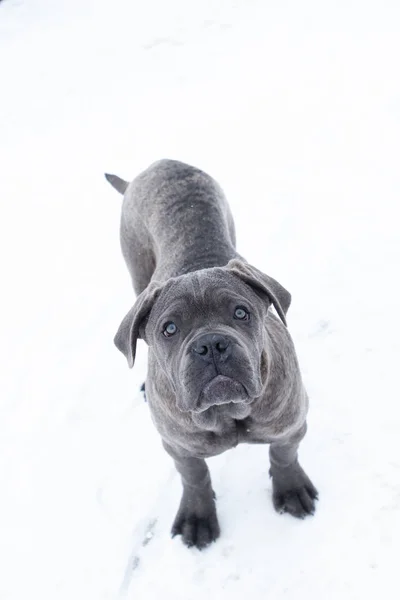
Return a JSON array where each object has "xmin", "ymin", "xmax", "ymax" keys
[{"xmin": 120, "ymin": 218, "xmax": 156, "ymax": 295}]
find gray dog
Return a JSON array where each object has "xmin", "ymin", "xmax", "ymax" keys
[{"xmin": 106, "ymin": 159, "xmax": 317, "ymax": 550}]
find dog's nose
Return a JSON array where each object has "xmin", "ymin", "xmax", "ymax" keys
[{"xmin": 191, "ymin": 333, "xmax": 231, "ymax": 362}]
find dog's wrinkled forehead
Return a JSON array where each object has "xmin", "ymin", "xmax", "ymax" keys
[{"xmin": 152, "ymin": 268, "xmax": 261, "ymax": 320}]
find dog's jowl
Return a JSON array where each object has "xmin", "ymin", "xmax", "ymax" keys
[{"xmin": 106, "ymin": 160, "xmax": 318, "ymax": 550}]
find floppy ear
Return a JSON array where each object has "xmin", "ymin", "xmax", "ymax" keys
[
  {"xmin": 227, "ymin": 259, "xmax": 291, "ymax": 326},
  {"xmin": 114, "ymin": 281, "xmax": 162, "ymax": 368}
]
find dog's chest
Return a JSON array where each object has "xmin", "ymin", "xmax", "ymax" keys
[
  {"xmin": 234, "ymin": 417, "xmax": 272, "ymax": 444},
  {"xmin": 200, "ymin": 416, "xmax": 273, "ymax": 456}
]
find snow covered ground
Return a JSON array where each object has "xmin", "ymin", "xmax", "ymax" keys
[{"xmin": 1, "ymin": 0, "xmax": 400, "ymax": 598}]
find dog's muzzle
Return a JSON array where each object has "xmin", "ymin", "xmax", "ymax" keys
[
  {"xmin": 195, "ymin": 375, "xmax": 248, "ymax": 413},
  {"xmin": 188, "ymin": 332, "xmax": 249, "ymax": 412},
  {"xmin": 191, "ymin": 332, "xmax": 232, "ymax": 365}
]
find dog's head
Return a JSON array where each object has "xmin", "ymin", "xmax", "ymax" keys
[{"xmin": 115, "ymin": 259, "xmax": 291, "ymax": 415}]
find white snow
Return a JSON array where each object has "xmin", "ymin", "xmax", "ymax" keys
[{"xmin": 1, "ymin": 0, "xmax": 400, "ymax": 598}]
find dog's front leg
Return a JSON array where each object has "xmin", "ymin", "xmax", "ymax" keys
[
  {"xmin": 269, "ymin": 429, "xmax": 318, "ymax": 519},
  {"xmin": 163, "ymin": 441, "xmax": 220, "ymax": 549}
]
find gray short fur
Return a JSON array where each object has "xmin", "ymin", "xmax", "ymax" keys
[{"xmin": 106, "ymin": 159, "xmax": 317, "ymax": 549}]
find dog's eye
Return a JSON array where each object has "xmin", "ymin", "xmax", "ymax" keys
[
  {"xmin": 163, "ymin": 322, "xmax": 178, "ymax": 337},
  {"xmin": 234, "ymin": 306, "xmax": 249, "ymax": 321}
]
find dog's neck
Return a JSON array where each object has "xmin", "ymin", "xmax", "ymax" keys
[{"xmin": 154, "ymin": 245, "xmax": 238, "ymax": 281}]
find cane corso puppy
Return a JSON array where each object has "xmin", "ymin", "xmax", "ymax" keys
[{"xmin": 106, "ymin": 159, "xmax": 317, "ymax": 549}]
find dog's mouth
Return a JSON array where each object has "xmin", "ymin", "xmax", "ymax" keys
[{"xmin": 194, "ymin": 375, "xmax": 249, "ymax": 413}]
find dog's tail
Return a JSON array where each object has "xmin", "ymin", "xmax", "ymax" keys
[{"xmin": 104, "ymin": 173, "xmax": 129, "ymax": 195}]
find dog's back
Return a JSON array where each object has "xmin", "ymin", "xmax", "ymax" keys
[{"xmin": 106, "ymin": 159, "xmax": 238, "ymax": 294}]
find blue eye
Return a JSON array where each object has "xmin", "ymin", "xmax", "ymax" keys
[
  {"xmin": 234, "ymin": 307, "xmax": 249, "ymax": 321},
  {"xmin": 163, "ymin": 322, "xmax": 178, "ymax": 337}
]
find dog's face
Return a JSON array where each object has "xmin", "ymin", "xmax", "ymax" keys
[
  {"xmin": 145, "ymin": 270, "xmax": 266, "ymax": 414},
  {"xmin": 115, "ymin": 260, "xmax": 291, "ymax": 415}
]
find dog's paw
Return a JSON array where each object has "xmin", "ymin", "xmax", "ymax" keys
[
  {"xmin": 272, "ymin": 484, "xmax": 318, "ymax": 518},
  {"xmin": 171, "ymin": 508, "xmax": 220, "ymax": 550},
  {"xmin": 271, "ymin": 463, "xmax": 318, "ymax": 519}
]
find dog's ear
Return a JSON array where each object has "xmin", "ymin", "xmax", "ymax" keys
[
  {"xmin": 227, "ymin": 259, "xmax": 291, "ymax": 326},
  {"xmin": 114, "ymin": 281, "xmax": 162, "ymax": 368}
]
